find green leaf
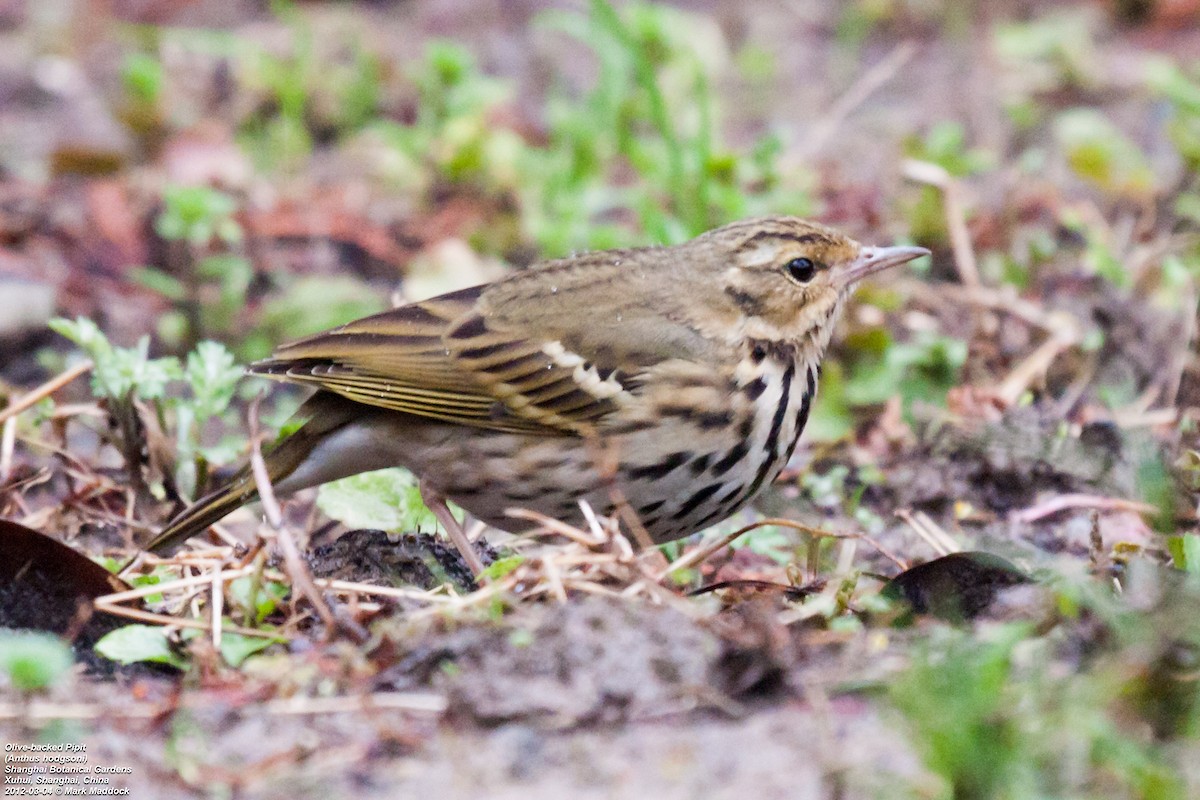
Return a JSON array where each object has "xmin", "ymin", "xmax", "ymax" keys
[
  {"xmin": 0, "ymin": 631, "xmax": 73, "ymax": 691},
  {"xmin": 94, "ymin": 625, "xmax": 187, "ymax": 669},
  {"xmin": 228, "ymin": 576, "xmax": 290, "ymax": 623},
  {"xmin": 1054, "ymin": 108, "xmax": 1155, "ymax": 198},
  {"xmin": 184, "ymin": 341, "xmax": 242, "ymax": 419},
  {"xmin": 218, "ymin": 632, "xmax": 284, "ymax": 667},
  {"xmin": 316, "ymin": 468, "xmax": 439, "ymax": 532},
  {"xmin": 121, "ymin": 52, "xmax": 164, "ymax": 105},
  {"xmin": 480, "ymin": 555, "xmax": 525, "ymax": 581}
]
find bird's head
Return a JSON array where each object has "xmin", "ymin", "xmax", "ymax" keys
[{"xmin": 692, "ymin": 216, "xmax": 928, "ymax": 351}]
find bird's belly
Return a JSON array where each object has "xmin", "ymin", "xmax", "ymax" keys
[{"xmin": 408, "ymin": 357, "xmax": 817, "ymax": 545}]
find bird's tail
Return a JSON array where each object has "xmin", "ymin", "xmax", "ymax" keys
[{"xmin": 145, "ymin": 393, "xmax": 359, "ymax": 554}]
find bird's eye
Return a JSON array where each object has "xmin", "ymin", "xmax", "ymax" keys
[{"xmin": 785, "ymin": 257, "xmax": 817, "ymax": 283}]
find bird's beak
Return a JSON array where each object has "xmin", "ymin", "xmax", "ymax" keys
[{"xmin": 838, "ymin": 245, "xmax": 930, "ymax": 288}]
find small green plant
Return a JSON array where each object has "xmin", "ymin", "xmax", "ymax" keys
[
  {"xmin": 1054, "ymin": 108, "xmax": 1156, "ymax": 200},
  {"xmin": 365, "ymin": 41, "xmax": 518, "ymax": 197},
  {"xmin": 844, "ymin": 328, "xmax": 967, "ymax": 411},
  {"xmin": 0, "ymin": 631, "xmax": 73, "ymax": 691},
  {"xmin": 993, "ymin": 8, "xmax": 1102, "ymax": 127},
  {"xmin": 137, "ymin": 185, "xmax": 250, "ymax": 352},
  {"xmin": 94, "ymin": 625, "xmax": 188, "ymax": 669},
  {"xmin": 525, "ymin": 0, "xmax": 812, "ymax": 253},
  {"xmin": 119, "ymin": 50, "xmax": 166, "ymax": 136},
  {"xmin": 95, "ymin": 624, "xmax": 283, "ymax": 669},
  {"xmin": 50, "ymin": 319, "xmax": 244, "ymax": 501}
]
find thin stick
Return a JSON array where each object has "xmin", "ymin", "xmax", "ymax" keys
[
  {"xmin": 313, "ymin": 578, "xmax": 457, "ymax": 603},
  {"xmin": 655, "ymin": 517, "xmax": 830, "ymax": 581},
  {"xmin": 96, "ymin": 565, "xmax": 257, "ymax": 605},
  {"xmin": 506, "ymin": 507, "xmax": 607, "ymax": 547},
  {"xmin": 994, "ymin": 323, "xmax": 1079, "ymax": 406},
  {"xmin": 0, "ymin": 416, "xmax": 15, "ymax": 484},
  {"xmin": 0, "ymin": 360, "xmax": 93, "ymax": 425},
  {"xmin": 247, "ymin": 398, "xmax": 345, "ymax": 639},
  {"xmin": 902, "ymin": 159, "xmax": 981, "ymax": 287},
  {"xmin": 800, "ymin": 41, "xmax": 917, "ymax": 157},
  {"xmin": 896, "ymin": 509, "xmax": 959, "ymax": 556},
  {"xmin": 93, "ymin": 602, "xmax": 283, "ymax": 639},
  {"xmin": 1013, "ymin": 493, "xmax": 1158, "ymax": 524},
  {"xmin": 210, "ymin": 564, "xmax": 223, "ymax": 651}
]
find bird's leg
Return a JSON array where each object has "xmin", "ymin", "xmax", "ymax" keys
[{"xmin": 419, "ymin": 480, "xmax": 485, "ymax": 577}]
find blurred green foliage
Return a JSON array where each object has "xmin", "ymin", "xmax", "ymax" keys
[
  {"xmin": 891, "ymin": 618, "xmax": 1192, "ymax": 800},
  {"xmin": 0, "ymin": 631, "xmax": 73, "ymax": 692},
  {"xmin": 1054, "ymin": 108, "xmax": 1156, "ymax": 200},
  {"xmin": 51, "ymin": 319, "xmax": 245, "ymax": 500}
]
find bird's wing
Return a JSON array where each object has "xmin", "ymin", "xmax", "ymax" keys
[{"xmin": 248, "ymin": 284, "xmax": 647, "ymax": 434}]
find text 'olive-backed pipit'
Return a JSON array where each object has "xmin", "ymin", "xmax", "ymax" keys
[{"xmin": 147, "ymin": 217, "xmax": 928, "ymax": 574}]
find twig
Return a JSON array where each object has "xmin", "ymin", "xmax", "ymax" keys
[
  {"xmin": 93, "ymin": 601, "xmax": 283, "ymax": 639},
  {"xmin": 0, "ymin": 416, "xmax": 15, "ymax": 484},
  {"xmin": 210, "ymin": 563, "xmax": 223, "ymax": 651},
  {"xmin": 896, "ymin": 509, "xmax": 959, "ymax": 556},
  {"xmin": 1108, "ymin": 407, "xmax": 1178, "ymax": 429},
  {"xmin": 800, "ymin": 42, "xmax": 917, "ymax": 158},
  {"xmin": 656, "ymin": 517, "xmax": 828, "ymax": 581},
  {"xmin": 993, "ymin": 320, "xmax": 1079, "ymax": 406},
  {"xmin": 506, "ymin": 507, "xmax": 608, "ymax": 547},
  {"xmin": 97, "ymin": 565, "xmax": 257, "ymax": 605},
  {"xmin": 0, "ymin": 359, "xmax": 93, "ymax": 425},
  {"xmin": 312, "ymin": 578, "xmax": 458, "ymax": 603},
  {"xmin": 902, "ymin": 159, "xmax": 981, "ymax": 288},
  {"xmin": 1013, "ymin": 493, "xmax": 1158, "ymax": 524},
  {"xmin": 246, "ymin": 398, "xmax": 355, "ymax": 641}
]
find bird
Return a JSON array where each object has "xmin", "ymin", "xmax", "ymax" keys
[{"xmin": 145, "ymin": 216, "xmax": 927, "ymax": 574}]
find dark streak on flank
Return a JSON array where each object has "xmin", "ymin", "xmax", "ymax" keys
[
  {"xmin": 784, "ymin": 365, "xmax": 818, "ymax": 462},
  {"xmin": 672, "ymin": 482, "xmax": 725, "ymax": 521},
  {"xmin": 638, "ymin": 499, "xmax": 666, "ymax": 515},
  {"xmin": 610, "ymin": 418, "xmax": 657, "ymax": 435},
  {"xmin": 710, "ymin": 441, "xmax": 750, "ymax": 476},
  {"xmin": 692, "ymin": 506, "xmax": 729, "ymax": 529},
  {"xmin": 658, "ymin": 405, "xmax": 733, "ymax": 429},
  {"xmin": 626, "ymin": 451, "xmax": 689, "ymax": 481},
  {"xmin": 689, "ymin": 454, "xmax": 712, "ymax": 475},
  {"xmin": 715, "ymin": 484, "xmax": 742, "ymax": 506},
  {"xmin": 503, "ymin": 487, "xmax": 545, "ymax": 503}
]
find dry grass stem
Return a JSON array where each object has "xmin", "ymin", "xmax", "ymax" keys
[
  {"xmin": 896, "ymin": 509, "xmax": 959, "ymax": 556},
  {"xmin": 93, "ymin": 601, "xmax": 283, "ymax": 639},
  {"xmin": 902, "ymin": 159, "xmax": 981, "ymax": 288},
  {"xmin": 246, "ymin": 398, "xmax": 349, "ymax": 638},
  {"xmin": 1013, "ymin": 493, "xmax": 1159, "ymax": 524},
  {"xmin": 657, "ymin": 517, "xmax": 840, "ymax": 582},
  {"xmin": 0, "ymin": 359, "xmax": 93, "ymax": 426},
  {"xmin": 994, "ymin": 319, "xmax": 1080, "ymax": 406},
  {"xmin": 800, "ymin": 41, "xmax": 916, "ymax": 158},
  {"xmin": 0, "ymin": 416, "xmax": 15, "ymax": 484}
]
